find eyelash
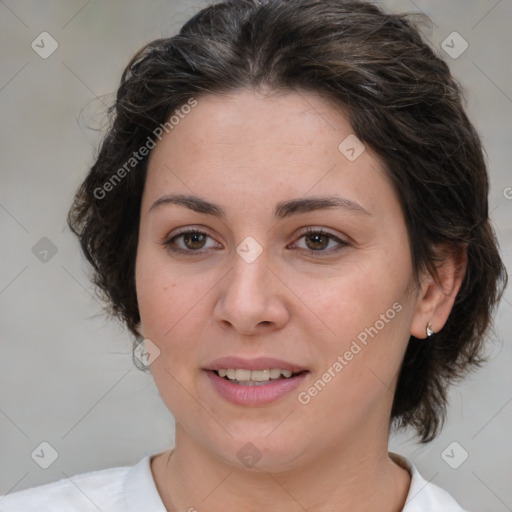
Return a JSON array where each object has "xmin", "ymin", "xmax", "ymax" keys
[{"xmin": 160, "ymin": 227, "xmax": 348, "ymax": 257}]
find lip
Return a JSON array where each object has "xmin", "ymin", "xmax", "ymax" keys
[
  {"xmin": 205, "ymin": 369, "xmax": 308, "ymax": 406},
  {"xmin": 204, "ymin": 356, "xmax": 307, "ymax": 373}
]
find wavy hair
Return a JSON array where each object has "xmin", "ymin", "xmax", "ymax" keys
[{"xmin": 67, "ymin": 0, "xmax": 507, "ymax": 442}]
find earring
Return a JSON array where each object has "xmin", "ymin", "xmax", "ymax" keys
[{"xmin": 426, "ymin": 322, "xmax": 434, "ymax": 338}]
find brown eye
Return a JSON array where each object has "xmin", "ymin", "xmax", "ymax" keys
[
  {"xmin": 182, "ymin": 232, "xmax": 207, "ymax": 250},
  {"xmin": 163, "ymin": 229, "xmax": 219, "ymax": 254},
  {"xmin": 291, "ymin": 228, "xmax": 349, "ymax": 255},
  {"xmin": 304, "ymin": 232, "xmax": 330, "ymax": 251}
]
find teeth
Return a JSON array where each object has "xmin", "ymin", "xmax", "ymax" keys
[
  {"xmin": 216, "ymin": 368, "xmax": 297, "ymax": 382},
  {"xmin": 234, "ymin": 369, "xmax": 252, "ymax": 381},
  {"xmin": 269, "ymin": 369, "xmax": 282, "ymax": 379},
  {"xmin": 250, "ymin": 369, "xmax": 269, "ymax": 381}
]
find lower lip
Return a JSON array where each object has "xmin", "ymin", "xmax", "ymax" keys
[{"xmin": 205, "ymin": 370, "xmax": 308, "ymax": 406}]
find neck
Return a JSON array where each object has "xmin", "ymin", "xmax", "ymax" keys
[{"xmin": 152, "ymin": 426, "xmax": 411, "ymax": 512}]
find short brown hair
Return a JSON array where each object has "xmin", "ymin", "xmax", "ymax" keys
[{"xmin": 67, "ymin": 0, "xmax": 507, "ymax": 442}]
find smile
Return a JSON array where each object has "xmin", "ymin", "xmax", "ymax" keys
[
  {"xmin": 215, "ymin": 368, "xmax": 302, "ymax": 385},
  {"xmin": 205, "ymin": 369, "xmax": 308, "ymax": 406}
]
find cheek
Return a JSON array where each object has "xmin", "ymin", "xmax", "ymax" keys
[
  {"xmin": 299, "ymin": 250, "xmax": 413, "ymax": 394},
  {"xmin": 294, "ymin": 264, "xmax": 412, "ymax": 430},
  {"xmin": 136, "ymin": 242, "xmax": 198, "ymax": 338},
  {"xmin": 135, "ymin": 247, "xmax": 218, "ymax": 405},
  {"xmin": 297, "ymin": 257, "xmax": 410, "ymax": 342},
  {"xmin": 137, "ymin": 277, "xmax": 202, "ymax": 352},
  {"xmin": 136, "ymin": 253, "xmax": 204, "ymax": 415}
]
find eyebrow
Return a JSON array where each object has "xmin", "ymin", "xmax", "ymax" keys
[{"xmin": 149, "ymin": 194, "xmax": 371, "ymax": 219}]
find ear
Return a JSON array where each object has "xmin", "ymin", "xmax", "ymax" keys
[{"xmin": 410, "ymin": 244, "xmax": 467, "ymax": 339}]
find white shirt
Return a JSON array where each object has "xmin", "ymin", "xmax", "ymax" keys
[{"xmin": 0, "ymin": 452, "xmax": 469, "ymax": 511}]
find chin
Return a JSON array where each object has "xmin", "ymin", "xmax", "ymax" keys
[{"xmin": 206, "ymin": 431, "xmax": 309, "ymax": 473}]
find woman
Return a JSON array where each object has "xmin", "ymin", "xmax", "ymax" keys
[{"xmin": 1, "ymin": 0, "xmax": 507, "ymax": 510}]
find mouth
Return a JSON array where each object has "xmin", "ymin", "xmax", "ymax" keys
[
  {"xmin": 203, "ymin": 357, "xmax": 309, "ymax": 406},
  {"xmin": 212, "ymin": 368, "xmax": 308, "ymax": 386}
]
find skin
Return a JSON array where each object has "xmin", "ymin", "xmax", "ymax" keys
[{"xmin": 135, "ymin": 88, "xmax": 465, "ymax": 512}]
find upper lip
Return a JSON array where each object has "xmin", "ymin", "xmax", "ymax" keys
[{"xmin": 204, "ymin": 356, "xmax": 308, "ymax": 373}]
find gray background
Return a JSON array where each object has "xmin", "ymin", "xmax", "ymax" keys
[{"xmin": 0, "ymin": 1, "xmax": 511, "ymax": 510}]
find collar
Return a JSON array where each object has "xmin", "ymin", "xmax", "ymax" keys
[{"xmin": 122, "ymin": 452, "xmax": 465, "ymax": 512}]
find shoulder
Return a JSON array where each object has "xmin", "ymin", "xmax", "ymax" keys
[
  {"xmin": 390, "ymin": 452, "xmax": 471, "ymax": 512},
  {"xmin": 0, "ymin": 462, "xmax": 133, "ymax": 512}
]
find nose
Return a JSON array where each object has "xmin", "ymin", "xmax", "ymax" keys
[{"xmin": 213, "ymin": 251, "xmax": 290, "ymax": 336}]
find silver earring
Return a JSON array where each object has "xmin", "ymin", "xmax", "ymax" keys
[{"xmin": 426, "ymin": 322, "xmax": 434, "ymax": 338}]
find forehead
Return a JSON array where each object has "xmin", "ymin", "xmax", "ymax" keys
[
  {"xmin": 143, "ymin": 89, "xmax": 397, "ymax": 218},
  {"xmin": 149, "ymin": 89, "xmax": 349, "ymax": 161}
]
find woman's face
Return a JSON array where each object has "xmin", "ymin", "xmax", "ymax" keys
[{"xmin": 136, "ymin": 89, "xmax": 423, "ymax": 471}]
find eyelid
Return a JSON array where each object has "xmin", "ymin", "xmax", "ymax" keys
[
  {"xmin": 290, "ymin": 226, "xmax": 349, "ymax": 252},
  {"xmin": 159, "ymin": 226, "xmax": 221, "ymax": 251}
]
